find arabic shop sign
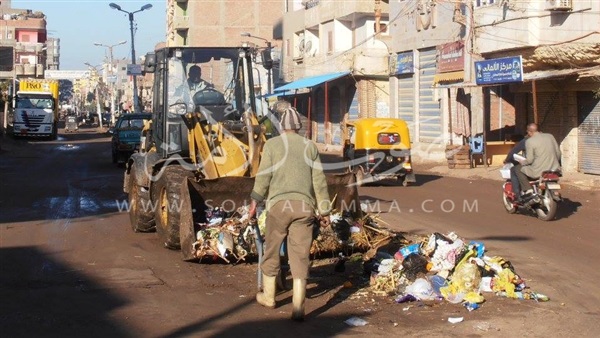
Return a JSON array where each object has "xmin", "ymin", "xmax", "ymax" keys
[
  {"xmin": 437, "ymin": 41, "xmax": 464, "ymax": 73},
  {"xmin": 475, "ymin": 56, "xmax": 523, "ymax": 85},
  {"xmin": 391, "ymin": 51, "xmax": 415, "ymax": 75}
]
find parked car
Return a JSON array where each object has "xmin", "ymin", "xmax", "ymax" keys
[{"xmin": 110, "ymin": 113, "xmax": 152, "ymax": 164}]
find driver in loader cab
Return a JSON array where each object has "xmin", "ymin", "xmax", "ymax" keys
[
  {"xmin": 248, "ymin": 107, "xmax": 331, "ymax": 321},
  {"xmin": 187, "ymin": 65, "xmax": 213, "ymax": 93}
]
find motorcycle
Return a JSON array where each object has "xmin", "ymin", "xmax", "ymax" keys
[{"xmin": 501, "ymin": 166, "xmax": 562, "ymax": 221}]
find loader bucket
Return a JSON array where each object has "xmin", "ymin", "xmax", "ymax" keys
[
  {"xmin": 178, "ymin": 172, "xmax": 360, "ymax": 261},
  {"xmin": 325, "ymin": 172, "xmax": 361, "ymax": 218}
]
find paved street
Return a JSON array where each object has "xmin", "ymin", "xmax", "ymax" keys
[{"xmin": 1, "ymin": 130, "xmax": 599, "ymax": 337}]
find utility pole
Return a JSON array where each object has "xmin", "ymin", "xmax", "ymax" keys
[
  {"xmin": 94, "ymin": 41, "xmax": 126, "ymax": 125},
  {"xmin": 109, "ymin": 3, "xmax": 153, "ymax": 114}
]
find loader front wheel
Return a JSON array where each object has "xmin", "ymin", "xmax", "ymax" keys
[
  {"xmin": 153, "ymin": 166, "xmax": 192, "ymax": 250},
  {"xmin": 128, "ymin": 166, "xmax": 155, "ymax": 232}
]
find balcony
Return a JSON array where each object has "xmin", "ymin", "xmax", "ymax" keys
[
  {"xmin": 15, "ymin": 42, "xmax": 45, "ymax": 53},
  {"xmin": 305, "ymin": 0, "xmax": 389, "ymax": 27},
  {"xmin": 12, "ymin": 63, "xmax": 44, "ymax": 78},
  {"xmin": 173, "ymin": 15, "xmax": 189, "ymax": 30}
]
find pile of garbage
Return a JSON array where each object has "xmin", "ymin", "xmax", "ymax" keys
[
  {"xmin": 192, "ymin": 207, "xmax": 403, "ymax": 263},
  {"xmin": 365, "ymin": 232, "xmax": 549, "ymax": 308}
]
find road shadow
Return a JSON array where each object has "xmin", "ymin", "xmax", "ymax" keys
[
  {"xmin": 0, "ymin": 246, "xmax": 131, "ymax": 337},
  {"xmin": 554, "ymin": 197, "xmax": 582, "ymax": 220},
  {"xmin": 160, "ymin": 259, "xmax": 366, "ymax": 337},
  {"xmin": 508, "ymin": 197, "xmax": 581, "ymax": 222},
  {"xmin": 181, "ymin": 258, "xmax": 369, "ymax": 337},
  {"xmin": 164, "ymin": 312, "xmax": 362, "ymax": 338}
]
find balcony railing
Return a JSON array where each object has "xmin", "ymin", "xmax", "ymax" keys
[{"xmin": 15, "ymin": 42, "xmax": 45, "ymax": 53}]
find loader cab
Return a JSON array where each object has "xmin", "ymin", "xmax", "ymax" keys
[{"xmin": 145, "ymin": 47, "xmax": 257, "ymax": 159}]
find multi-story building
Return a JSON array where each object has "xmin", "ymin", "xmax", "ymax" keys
[
  {"xmin": 45, "ymin": 37, "xmax": 59, "ymax": 70},
  {"xmin": 386, "ymin": 0, "xmax": 600, "ymax": 173},
  {"xmin": 166, "ymin": 0, "xmax": 283, "ymax": 96},
  {"xmin": 278, "ymin": 0, "xmax": 391, "ymax": 148},
  {"xmin": 0, "ymin": 2, "xmax": 48, "ymax": 79},
  {"xmin": 472, "ymin": 0, "xmax": 600, "ymax": 174},
  {"xmin": 388, "ymin": 0, "xmax": 464, "ymax": 159}
]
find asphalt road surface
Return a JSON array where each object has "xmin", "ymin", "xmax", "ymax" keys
[{"xmin": 1, "ymin": 129, "xmax": 598, "ymax": 337}]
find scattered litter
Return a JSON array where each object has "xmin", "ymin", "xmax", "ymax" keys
[
  {"xmin": 345, "ymin": 317, "xmax": 368, "ymax": 326},
  {"xmin": 402, "ymin": 306, "xmax": 411, "ymax": 311},
  {"xmin": 448, "ymin": 317, "xmax": 464, "ymax": 324},
  {"xmin": 395, "ymin": 294, "xmax": 417, "ymax": 303},
  {"xmin": 463, "ymin": 302, "xmax": 480, "ymax": 311}
]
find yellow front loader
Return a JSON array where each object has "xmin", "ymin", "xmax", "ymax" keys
[{"xmin": 124, "ymin": 46, "xmax": 359, "ymax": 261}]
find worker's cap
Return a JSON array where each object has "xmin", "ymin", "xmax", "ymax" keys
[
  {"xmin": 271, "ymin": 99, "xmax": 291, "ymax": 115},
  {"xmin": 280, "ymin": 107, "xmax": 302, "ymax": 131}
]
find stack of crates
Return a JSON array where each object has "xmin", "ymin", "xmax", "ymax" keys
[{"xmin": 445, "ymin": 144, "xmax": 472, "ymax": 169}]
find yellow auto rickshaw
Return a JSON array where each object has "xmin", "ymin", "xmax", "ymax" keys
[{"xmin": 342, "ymin": 118, "xmax": 415, "ymax": 186}]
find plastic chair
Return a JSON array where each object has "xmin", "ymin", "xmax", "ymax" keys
[{"xmin": 469, "ymin": 134, "xmax": 486, "ymax": 168}]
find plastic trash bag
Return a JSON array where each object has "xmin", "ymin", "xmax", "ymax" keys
[
  {"xmin": 405, "ymin": 278, "xmax": 436, "ymax": 301},
  {"xmin": 401, "ymin": 254, "xmax": 429, "ymax": 281}
]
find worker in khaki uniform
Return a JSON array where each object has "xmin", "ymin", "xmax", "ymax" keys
[{"xmin": 248, "ymin": 107, "xmax": 331, "ymax": 321}]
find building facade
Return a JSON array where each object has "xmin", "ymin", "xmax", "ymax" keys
[
  {"xmin": 472, "ymin": 0, "xmax": 600, "ymax": 174},
  {"xmin": 166, "ymin": 0, "xmax": 283, "ymax": 96},
  {"xmin": 0, "ymin": 6, "xmax": 48, "ymax": 80},
  {"xmin": 385, "ymin": 0, "xmax": 600, "ymax": 173},
  {"xmin": 45, "ymin": 37, "xmax": 60, "ymax": 70},
  {"xmin": 278, "ymin": 0, "xmax": 391, "ymax": 149}
]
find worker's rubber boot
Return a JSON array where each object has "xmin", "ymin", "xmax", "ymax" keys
[
  {"xmin": 256, "ymin": 274, "xmax": 276, "ymax": 308},
  {"xmin": 291, "ymin": 278, "xmax": 307, "ymax": 321}
]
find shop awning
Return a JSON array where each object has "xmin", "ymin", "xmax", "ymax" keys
[
  {"xmin": 274, "ymin": 71, "xmax": 351, "ymax": 92},
  {"xmin": 433, "ymin": 70, "xmax": 464, "ymax": 84},
  {"xmin": 523, "ymin": 66, "xmax": 600, "ymax": 81}
]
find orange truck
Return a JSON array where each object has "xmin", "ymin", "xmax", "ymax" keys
[{"xmin": 12, "ymin": 79, "xmax": 60, "ymax": 139}]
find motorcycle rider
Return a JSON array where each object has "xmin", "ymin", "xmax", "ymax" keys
[
  {"xmin": 504, "ymin": 134, "xmax": 527, "ymax": 200},
  {"xmin": 511, "ymin": 123, "xmax": 561, "ymax": 202}
]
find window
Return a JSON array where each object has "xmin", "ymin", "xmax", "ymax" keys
[{"xmin": 474, "ymin": 0, "xmax": 495, "ymax": 7}]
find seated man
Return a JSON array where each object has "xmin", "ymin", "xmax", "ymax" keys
[
  {"xmin": 505, "ymin": 134, "xmax": 527, "ymax": 199},
  {"xmin": 187, "ymin": 65, "xmax": 213, "ymax": 93},
  {"xmin": 511, "ymin": 123, "xmax": 561, "ymax": 201}
]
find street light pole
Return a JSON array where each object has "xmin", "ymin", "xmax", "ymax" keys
[
  {"xmin": 84, "ymin": 63, "xmax": 103, "ymax": 129},
  {"xmin": 241, "ymin": 32, "xmax": 273, "ymax": 94},
  {"xmin": 109, "ymin": 2, "xmax": 152, "ymax": 114},
  {"xmin": 94, "ymin": 40, "xmax": 126, "ymax": 125}
]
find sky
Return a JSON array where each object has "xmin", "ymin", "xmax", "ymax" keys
[{"xmin": 13, "ymin": 0, "xmax": 167, "ymax": 70}]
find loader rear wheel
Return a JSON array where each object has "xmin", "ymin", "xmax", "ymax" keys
[
  {"xmin": 128, "ymin": 166, "xmax": 155, "ymax": 232},
  {"xmin": 153, "ymin": 166, "xmax": 192, "ymax": 250}
]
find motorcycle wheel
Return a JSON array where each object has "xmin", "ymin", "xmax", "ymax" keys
[
  {"xmin": 535, "ymin": 190, "xmax": 558, "ymax": 221},
  {"xmin": 502, "ymin": 190, "xmax": 517, "ymax": 214}
]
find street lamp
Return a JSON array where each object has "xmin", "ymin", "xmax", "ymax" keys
[
  {"xmin": 94, "ymin": 40, "xmax": 126, "ymax": 125},
  {"xmin": 241, "ymin": 32, "xmax": 273, "ymax": 94},
  {"xmin": 109, "ymin": 2, "xmax": 153, "ymax": 114},
  {"xmin": 84, "ymin": 62, "xmax": 104, "ymax": 129}
]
